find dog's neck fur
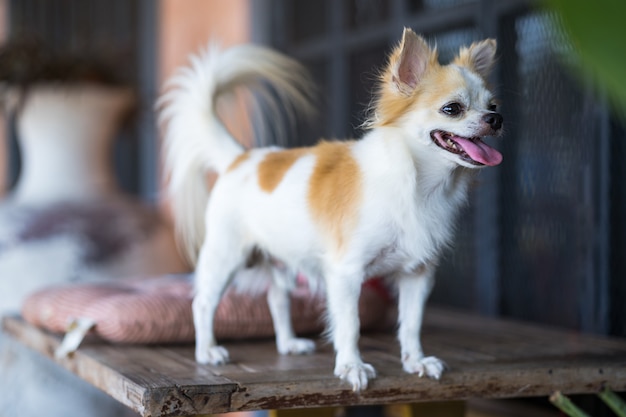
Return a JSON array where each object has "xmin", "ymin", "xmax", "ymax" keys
[
  {"xmin": 366, "ymin": 126, "xmax": 473, "ymax": 202},
  {"xmin": 354, "ymin": 126, "xmax": 473, "ymax": 272},
  {"xmin": 412, "ymin": 148, "xmax": 472, "ymax": 198}
]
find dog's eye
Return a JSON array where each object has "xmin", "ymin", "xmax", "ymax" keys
[
  {"xmin": 441, "ymin": 102, "xmax": 463, "ymax": 116},
  {"xmin": 488, "ymin": 103, "xmax": 497, "ymax": 111}
]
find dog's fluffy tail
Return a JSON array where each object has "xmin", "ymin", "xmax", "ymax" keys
[{"xmin": 159, "ymin": 43, "xmax": 315, "ymax": 265}]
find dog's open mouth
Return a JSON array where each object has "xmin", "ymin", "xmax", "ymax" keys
[{"xmin": 430, "ymin": 130, "xmax": 502, "ymax": 166}]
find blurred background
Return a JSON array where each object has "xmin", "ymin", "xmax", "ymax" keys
[
  {"xmin": 0, "ymin": 0, "xmax": 626, "ymax": 336},
  {"xmin": 0, "ymin": 0, "xmax": 623, "ymax": 336},
  {"xmin": 0, "ymin": 1, "xmax": 625, "ymax": 416}
]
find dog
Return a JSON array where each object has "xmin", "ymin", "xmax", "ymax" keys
[{"xmin": 160, "ymin": 28, "xmax": 503, "ymax": 392}]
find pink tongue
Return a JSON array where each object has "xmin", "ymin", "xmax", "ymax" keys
[{"xmin": 453, "ymin": 136, "xmax": 502, "ymax": 166}]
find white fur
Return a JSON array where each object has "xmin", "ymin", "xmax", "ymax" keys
[
  {"xmin": 161, "ymin": 34, "xmax": 501, "ymax": 392},
  {"xmin": 159, "ymin": 43, "xmax": 314, "ymax": 265}
]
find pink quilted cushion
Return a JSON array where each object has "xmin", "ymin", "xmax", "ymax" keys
[{"xmin": 22, "ymin": 274, "xmax": 391, "ymax": 344}]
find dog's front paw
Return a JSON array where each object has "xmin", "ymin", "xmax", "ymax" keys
[
  {"xmin": 402, "ymin": 355, "xmax": 447, "ymax": 379},
  {"xmin": 196, "ymin": 345, "xmax": 230, "ymax": 365},
  {"xmin": 277, "ymin": 338, "xmax": 316, "ymax": 356},
  {"xmin": 334, "ymin": 362, "xmax": 377, "ymax": 392}
]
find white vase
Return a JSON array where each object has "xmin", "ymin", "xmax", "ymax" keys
[
  {"xmin": 12, "ymin": 84, "xmax": 134, "ymax": 204},
  {"xmin": 0, "ymin": 83, "xmax": 186, "ymax": 417},
  {"xmin": 0, "ymin": 83, "xmax": 187, "ymax": 314}
]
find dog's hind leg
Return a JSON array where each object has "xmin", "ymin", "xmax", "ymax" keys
[
  {"xmin": 192, "ymin": 238, "xmax": 244, "ymax": 365},
  {"xmin": 267, "ymin": 264, "xmax": 316, "ymax": 355}
]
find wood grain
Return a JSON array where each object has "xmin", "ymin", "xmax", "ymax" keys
[{"xmin": 3, "ymin": 307, "xmax": 626, "ymax": 417}]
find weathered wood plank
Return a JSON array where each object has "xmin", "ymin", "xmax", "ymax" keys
[
  {"xmin": 3, "ymin": 307, "xmax": 626, "ymax": 417},
  {"xmin": 2, "ymin": 314, "xmax": 149, "ymax": 414},
  {"xmin": 1, "ymin": 315, "xmax": 239, "ymax": 416}
]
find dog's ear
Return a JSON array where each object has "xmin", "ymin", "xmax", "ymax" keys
[
  {"xmin": 391, "ymin": 28, "xmax": 434, "ymax": 94},
  {"xmin": 455, "ymin": 39, "xmax": 497, "ymax": 80}
]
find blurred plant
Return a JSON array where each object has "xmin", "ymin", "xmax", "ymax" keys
[
  {"xmin": 545, "ymin": 0, "xmax": 626, "ymax": 116},
  {"xmin": 550, "ymin": 392, "xmax": 591, "ymax": 417},
  {"xmin": 550, "ymin": 388, "xmax": 626, "ymax": 417},
  {"xmin": 599, "ymin": 388, "xmax": 626, "ymax": 417}
]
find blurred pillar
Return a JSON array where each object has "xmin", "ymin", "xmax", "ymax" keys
[
  {"xmin": 0, "ymin": 0, "xmax": 7, "ymax": 195},
  {"xmin": 157, "ymin": 0, "xmax": 252, "ymax": 217},
  {"xmin": 159, "ymin": 0, "xmax": 250, "ymax": 84}
]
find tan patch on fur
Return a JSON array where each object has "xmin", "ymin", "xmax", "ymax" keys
[
  {"xmin": 258, "ymin": 148, "xmax": 309, "ymax": 192},
  {"xmin": 227, "ymin": 152, "xmax": 251, "ymax": 173},
  {"xmin": 415, "ymin": 66, "xmax": 471, "ymax": 110},
  {"xmin": 308, "ymin": 141, "xmax": 361, "ymax": 253},
  {"xmin": 372, "ymin": 40, "xmax": 440, "ymax": 128},
  {"xmin": 453, "ymin": 39, "xmax": 497, "ymax": 79},
  {"xmin": 453, "ymin": 47, "xmax": 475, "ymax": 69},
  {"xmin": 368, "ymin": 32, "xmax": 493, "ymax": 128}
]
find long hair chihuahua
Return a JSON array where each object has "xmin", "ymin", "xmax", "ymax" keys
[{"xmin": 160, "ymin": 28, "xmax": 502, "ymax": 392}]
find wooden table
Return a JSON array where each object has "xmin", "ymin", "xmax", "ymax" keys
[{"xmin": 3, "ymin": 308, "xmax": 626, "ymax": 417}]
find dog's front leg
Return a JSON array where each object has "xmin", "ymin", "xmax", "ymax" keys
[
  {"xmin": 397, "ymin": 265, "xmax": 446, "ymax": 379},
  {"xmin": 326, "ymin": 268, "xmax": 376, "ymax": 392}
]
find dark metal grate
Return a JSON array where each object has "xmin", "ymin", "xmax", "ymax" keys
[
  {"xmin": 261, "ymin": 0, "xmax": 626, "ymax": 336},
  {"xmin": 349, "ymin": 43, "xmax": 389, "ymax": 136},
  {"xmin": 497, "ymin": 12, "xmax": 608, "ymax": 330},
  {"xmin": 345, "ymin": 0, "xmax": 390, "ymax": 30},
  {"xmin": 408, "ymin": 0, "xmax": 477, "ymax": 13}
]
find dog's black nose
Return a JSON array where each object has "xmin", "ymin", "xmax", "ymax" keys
[{"xmin": 482, "ymin": 112, "xmax": 503, "ymax": 131}]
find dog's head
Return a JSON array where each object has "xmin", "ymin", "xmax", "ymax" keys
[{"xmin": 371, "ymin": 28, "xmax": 503, "ymax": 168}]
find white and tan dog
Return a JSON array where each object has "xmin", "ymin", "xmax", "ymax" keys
[{"xmin": 160, "ymin": 28, "xmax": 503, "ymax": 392}]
